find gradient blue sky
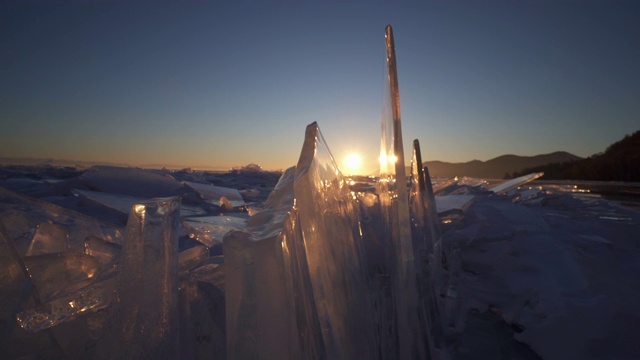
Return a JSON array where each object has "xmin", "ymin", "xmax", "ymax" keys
[{"xmin": 1, "ymin": 2, "xmax": 639, "ymax": 173}]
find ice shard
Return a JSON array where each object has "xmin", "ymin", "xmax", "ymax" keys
[
  {"xmin": 489, "ymin": 172, "xmax": 544, "ymax": 194},
  {"xmin": 410, "ymin": 139, "xmax": 446, "ymax": 358},
  {"xmin": 294, "ymin": 122, "xmax": 376, "ymax": 359},
  {"xmin": 95, "ymin": 196, "xmax": 181, "ymax": 359},
  {"xmin": 225, "ymin": 120, "xmax": 381, "ymax": 359},
  {"xmin": 378, "ymin": 24, "xmax": 430, "ymax": 359}
]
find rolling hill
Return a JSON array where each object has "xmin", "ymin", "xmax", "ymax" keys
[{"xmin": 424, "ymin": 151, "xmax": 582, "ymax": 179}]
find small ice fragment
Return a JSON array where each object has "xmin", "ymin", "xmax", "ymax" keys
[
  {"xmin": 182, "ymin": 215, "xmax": 247, "ymax": 248},
  {"xmin": 178, "ymin": 245, "xmax": 209, "ymax": 273},
  {"xmin": 26, "ymin": 222, "xmax": 70, "ymax": 255},
  {"xmin": 183, "ymin": 181, "xmax": 246, "ymax": 209},
  {"xmin": 24, "ymin": 252, "xmax": 102, "ymax": 302},
  {"xmin": 84, "ymin": 235, "xmax": 121, "ymax": 270},
  {"xmin": 188, "ymin": 256, "xmax": 224, "ymax": 290},
  {"xmin": 239, "ymin": 188, "xmax": 260, "ymax": 199},
  {"xmin": 16, "ymin": 276, "xmax": 117, "ymax": 332}
]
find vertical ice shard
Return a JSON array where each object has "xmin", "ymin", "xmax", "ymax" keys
[
  {"xmin": 96, "ymin": 196, "xmax": 181, "ymax": 360},
  {"xmin": 410, "ymin": 139, "xmax": 446, "ymax": 358},
  {"xmin": 377, "ymin": 24, "xmax": 429, "ymax": 359},
  {"xmin": 294, "ymin": 122, "xmax": 376, "ymax": 359}
]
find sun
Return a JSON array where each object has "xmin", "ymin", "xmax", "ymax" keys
[{"xmin": 343, "ymin": 153, "xmax": 363, "ymax": 175}]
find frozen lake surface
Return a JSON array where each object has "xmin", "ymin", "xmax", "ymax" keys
[{"xmin": 0, "ymin": 162, "xmax": 639, "ymax": 359}]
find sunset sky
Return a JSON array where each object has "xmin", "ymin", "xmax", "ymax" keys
[{"xmin": 2, "ymin": 2, "xmax": 639, "ymax": 174}]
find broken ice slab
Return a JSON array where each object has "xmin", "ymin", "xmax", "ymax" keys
[
  {"xmin": 25, "ymin": 222, "xmax": 70, "ymax": 255},
  {"xmin": 182, "ymin": 215, "xmax": 247, "ymax": 248},
  {"xmin": 73, "ymin": 188, "xmax": 206, "ymax": 217},
  {"xmin": 432, "ymin": 177, "xmax": 458, "ymax": 194},
  {"xmin": 489, "ymin": 172, "xmax": 544, "ymax": 194},
  {"xmin": 0, "ymin": 187, "xmax": 120, "ymax": 254},
  {"xmin": 183, "ymin": 181, "xmax": 246, "ymax": 209},
  {"xmin": 436, "ymin": 195, "xmax": 476, "ymax": 215},
  {"xmin": 456, "ymin": 176, "xmax": 489, "ymax": 188},
  {"xmin": 95, "ymin": 196, "xmax": 181, "ymax": 359},
  {"xmin": 16, "ymin": 276, "xmax": 117, "ymax": 332},
  {"xmin": 77, "ymin": 166, "xmax": 183, "ymax": 198},
  {"xmin": 178, "ymin": 244, "xmax": 210, "ymax": 273}
]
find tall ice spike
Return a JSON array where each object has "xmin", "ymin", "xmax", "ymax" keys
[{"xmin": 378, "ymin": 24, "xmax": 430, "ymax": 359}]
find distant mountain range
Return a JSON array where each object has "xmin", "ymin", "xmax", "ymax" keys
[
  {"xmin": 424, "ymin": 151, "xmax": 583, "ymax": 179},
  {"xmin": 5, "ymin": 129, "xmax": 638, "ymax": 181},
  {"xmin": 511, "ymin": 130, "xmax": 640, "ymax": 182}
]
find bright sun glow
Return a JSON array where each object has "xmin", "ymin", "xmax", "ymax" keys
[{"xmin": 343, "ymin": 153, "xmax": 363, "ymax": 175}]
